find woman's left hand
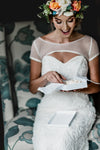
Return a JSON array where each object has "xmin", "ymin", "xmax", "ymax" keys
[{"xmin": 60, "ymin": 89, "xmax": 82, "ymax": 92}]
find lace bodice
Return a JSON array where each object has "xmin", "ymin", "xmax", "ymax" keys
[
  {"xmin": 30, "ymin": 35, "xmax": 99, "ymax": 63},
  {"xmin": 41, "ymin": 55, "xmax": 88, "ymax": 80}
]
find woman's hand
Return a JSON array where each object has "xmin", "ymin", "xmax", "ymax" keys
[{"xmin": 44, "ymin": 71, "xmax": 66, "ymax": 84}]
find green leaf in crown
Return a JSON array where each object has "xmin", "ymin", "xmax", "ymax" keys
[
  {"xmin": 14, "ymin": 25, "xmax": 35, "ymax": 45},
  {"xmin": 14, "ymin": 117, "xmax": 34, "ymax": 126}
]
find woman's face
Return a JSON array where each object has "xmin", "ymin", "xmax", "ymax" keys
[{"xmin": 52, "ymin": 15, "xmax": 76, "ymax": 38}]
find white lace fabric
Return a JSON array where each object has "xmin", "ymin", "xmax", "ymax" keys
[{"xmin": 30, "ymin": 35, "xmax": 99, "ymax": 63}]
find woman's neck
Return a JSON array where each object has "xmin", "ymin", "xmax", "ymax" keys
[
  {"xmin": 50, "ymin": 30, "xmax": 82, "ymax": 44},
  {"xmin": 42, "ymin": 30, "xmax": 84, "ymax": 44}
]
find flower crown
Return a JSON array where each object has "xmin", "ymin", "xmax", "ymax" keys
[{"xmin": 38, "ymin": 0, "xmax": 89, "ymax": 23}]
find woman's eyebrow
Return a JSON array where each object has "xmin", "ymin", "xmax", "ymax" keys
[{"xmin": 55, "ymin": 18, "xmax": 61, "ymax": 21}]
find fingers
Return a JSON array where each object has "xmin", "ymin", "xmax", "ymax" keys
[
  {"xmin": 60, "ymin": 75, "xmax": 66, "ymax": 80},
  {"xmin": 53, "ymin": 72, "xmax": 63, "ymax": 83},
  {"xmin": 48, "ymin": 75, "xmax": 60, "ymax": 83},
  {"xmin": 73, "ymin": 89, "xmax": 81, "ymax": 92},
  {"xmin": 45, "ymin": 71, "xmax": 65, "ymax": 83},
  {"xmin": 60, "ymin": 90, "xmax": 70, "ymax": 92},
  {"xmin": 60, "ymin": 89, "xmax": 81, "ymax": 92}
]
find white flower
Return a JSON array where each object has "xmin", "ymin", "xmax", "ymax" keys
[
  {"xmin": 57, "ymin": 4, "xmax": 69, "ymax": 16},
  {"xmin": 55, "ymin": 0, "xmax": 72, "ymax": 16},
  {"xmin": 64, "ymin": 11, "xmax": 74, "ymax": 16},
  {"xmin": 56, "ymin": 0, "xmax": 71, "ymax": 6}
]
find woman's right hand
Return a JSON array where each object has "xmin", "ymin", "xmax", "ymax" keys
[{"xmin": 44, "ymin": 71, "xmax": 66, "ymax": 84}]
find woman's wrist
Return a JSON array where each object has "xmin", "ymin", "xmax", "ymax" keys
[
  {"xmin": 40, "ymin": 74, "xmax": 49, "ymax": 86},
  {"xmin": 77, "ymin": 83, "xmax": 100, "ymax": 94}
]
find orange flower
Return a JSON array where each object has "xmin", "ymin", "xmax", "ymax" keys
[
  {"xmin": 49, "ymin": 1, "xmax": 61, "ymax": 11},
  {"xmin": 72, "ymin": 1, "xmax": 81, "ymax": 11}
]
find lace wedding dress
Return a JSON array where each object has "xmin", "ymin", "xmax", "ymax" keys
[{"xmin": 30, "ymin": 35, "xmax": 99, "ymax": 150}]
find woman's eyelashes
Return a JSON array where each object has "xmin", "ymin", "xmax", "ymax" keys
[
  {"xmin": 55, "ymin": 18, "xmax": 74, "ymax": 24},
  {"xmin": 67, "ymin": 18, "xmax": 74, "ymax": 22},
  {"xmin": 55, "ymin": 20, "xmax": 62, "ymax": 24}
]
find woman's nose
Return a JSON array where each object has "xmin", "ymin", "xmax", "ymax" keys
[{"xmin": 62, "ymin": 22, "xmax": 69, "ymax": 31}]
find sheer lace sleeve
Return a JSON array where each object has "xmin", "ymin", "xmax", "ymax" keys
[
  {"xmin": 89, "ymin": 37, "xmax": 100, "ymax": 61},
  {"xmin": 30, "ymin": 40, "xmax": 42, "ymax": 63}
]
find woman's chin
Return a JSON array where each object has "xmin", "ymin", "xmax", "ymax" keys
[{"xmin": 61, "ymin": 30, "xmax": 72, "ymax": 38}]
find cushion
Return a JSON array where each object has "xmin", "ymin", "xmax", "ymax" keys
[{"xmin": 4, "ymin": 109, "xmax": 35, "ymax": 150}]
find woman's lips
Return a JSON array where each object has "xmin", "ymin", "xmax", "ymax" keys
[{"xmin": 61, "ymin": 29, "xmax": 70, "ymax": 35}]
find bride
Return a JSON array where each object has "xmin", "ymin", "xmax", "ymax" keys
[{"xmin": 29, "ymin": 0, "xmax": 100, "ymax": 149}]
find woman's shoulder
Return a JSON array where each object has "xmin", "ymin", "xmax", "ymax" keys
[
  {"xmin": 75, "ymin": 32, "xmax": 94, "ymax": 40},
  {"xmin": 77, "ymin": 34, "xmax": 98, "ymax": 46},
  {"xmin": 73, "ymin": 32, "xmax": 91, "ymax": 41},
  {"xmin": 31, "ymin": 36, "xmax": 45, "ymax": 48},
  {"xmin": 40, "ymin": 32, "xmax": 55, "ymax": 42},
  {"xmin": 83, "ymin": 34, "xmax": 97, "ymax": 42},
  {"xmin": 83, "ymin": 35, "xmax": 98, "ymax": 46}
]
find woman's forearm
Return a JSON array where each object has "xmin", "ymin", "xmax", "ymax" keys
[
  {"xmin": 79, "ymin": 83, "xmax": 100, "ymax": 94},
  {"xmin": 30, "ymin": 75, "xmax": 48, "ymax": 94},
  {"xmin": 30, "ymin": 71, "xmax": 66, "ymax": 94}
]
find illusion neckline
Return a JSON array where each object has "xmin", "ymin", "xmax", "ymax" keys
[{"xmin": 39, "ymin": 35, "xmax": 86, "ymax": 45}]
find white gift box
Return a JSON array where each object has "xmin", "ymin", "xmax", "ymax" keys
[{"xmin": 48, "ymin": 111, "xmax": 77, "ymax": 127}]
